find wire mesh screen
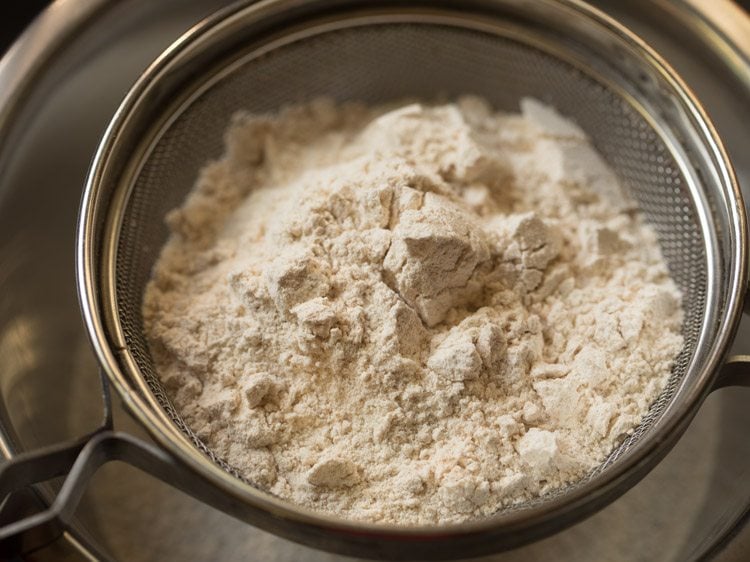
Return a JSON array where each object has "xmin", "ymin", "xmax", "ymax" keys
[{"xmin": 113, "ymin": 23, "xmax": 708, "ymax": 512}]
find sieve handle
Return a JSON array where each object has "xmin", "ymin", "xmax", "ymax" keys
[
  {"xmin": 0, "ymin": 430, "xmax": 211, "ymax": 557},
  {"xmin": 713, "ymin": 355, "xmax": 750, "ymax": 389}
]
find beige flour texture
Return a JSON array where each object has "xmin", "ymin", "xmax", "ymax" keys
[{"xmin": 143, "ymin": 97, "xmax": 684, "ymax": 525}]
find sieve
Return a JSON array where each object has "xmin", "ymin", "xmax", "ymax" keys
[{"xmin": 0, "ymin": 0, "xmax": 747, "ymax": 559}]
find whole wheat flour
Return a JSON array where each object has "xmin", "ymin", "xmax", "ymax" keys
[{"xmin": 143, "ymin": 97, "xmax": 684, "ymax": 525}]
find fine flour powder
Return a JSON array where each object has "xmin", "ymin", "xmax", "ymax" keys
[{"xmin": 143, "ymin": 97, "xmax": 684, "ymax": 524}]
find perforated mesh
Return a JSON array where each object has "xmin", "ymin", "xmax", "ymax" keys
[{"xmin": 114, "ymin": 23, "xmax": 709, "ymax": 509}]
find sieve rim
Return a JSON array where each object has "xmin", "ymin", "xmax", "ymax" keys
[{"xmin": 76, "ymin": 0, "xmax": 747, "ymax": 554}]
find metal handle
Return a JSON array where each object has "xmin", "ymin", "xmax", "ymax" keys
[
  {"xmin": 0, "ymin": 373, "xmax": 216, "ymax": 558},
  {"xmin": 713, "ymin": 354, "xmax": 750, "ymax": 389},
  {"xmin": 0, "ymin": 429, "xmax": 205, "ymax": 557}
]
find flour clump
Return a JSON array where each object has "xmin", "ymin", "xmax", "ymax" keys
[{"xmin": 143, "ymin": 97, "xmax": 684, "ymax": 525}]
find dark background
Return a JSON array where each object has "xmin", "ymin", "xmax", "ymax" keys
[
  {"xmin": 1, "ymin": 0, "xmax": 49, "ymax": 53},
  {"xmin": 2, "ymin": 0, "xmax": 750, "ymax": 55}
]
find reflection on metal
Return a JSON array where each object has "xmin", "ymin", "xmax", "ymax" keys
[
  {"xmin": 0, "ymin": 0, "xmax": 106, "ymax": 174},
  {"xmin": 0, "ymin": 316, "xmax": 40, "ymax": 399},
  {"xmin": 686, "ymin": 0, "xmax": 750, "ymax": 83}
]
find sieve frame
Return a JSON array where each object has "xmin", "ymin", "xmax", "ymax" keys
[{"xmin": 74, "ymin": 0, "xmax": 747, "ymax": 559}]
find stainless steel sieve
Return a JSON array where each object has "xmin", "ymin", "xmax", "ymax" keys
[{"xmin": 1, "ymin": 0, "xmax": 747, "ymax": 559}]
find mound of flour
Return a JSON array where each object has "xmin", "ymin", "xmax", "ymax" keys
[{"xmin": 143, "ymin": 97, "xmax": 684, "ymax": 524}]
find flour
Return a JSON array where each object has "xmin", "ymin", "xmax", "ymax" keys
[{"xmin": 143, "ymin": 96, "xmax": 684, "ymax": 525}]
